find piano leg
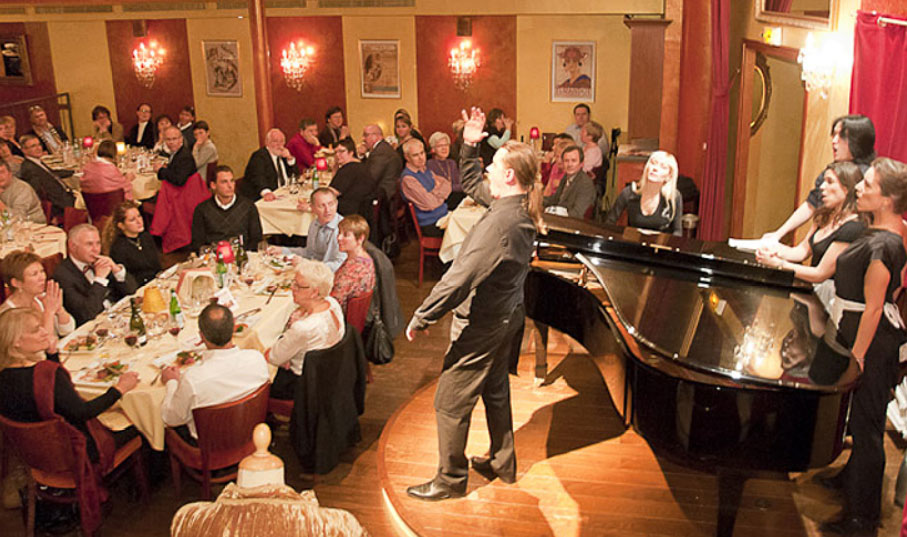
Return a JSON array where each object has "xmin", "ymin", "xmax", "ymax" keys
[
  {"xmin": 716, "ymin": 468, "xmax": 747, "ymax": 537},
  {"xmin": 532, "ymin": 320, "xmax": 549, "ymax": 384}
]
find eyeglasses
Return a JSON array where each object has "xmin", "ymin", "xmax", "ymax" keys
[{"xmin": 291, "ymin": 282, "xmax": 310, "ymax": 290}]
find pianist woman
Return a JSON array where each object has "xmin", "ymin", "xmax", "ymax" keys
[
  {"xmin": 755, "ymin": 161, "xmax": 866, "ymax": 281},
  {"xmin": 818, "ymin": 157, "xmax": 907, "ymax": 536},
  {"xmin": 605, "ymin": 150, "xmax": 682, "ymax": 235}
]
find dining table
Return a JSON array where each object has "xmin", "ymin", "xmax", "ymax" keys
[
  {"xmin": 255, "ymin": 172, "xmax": 333, "ymax": 238},
  {"xmin": 60, "ymin": 253, "xmax": 296, "ymax": 450},
  {"xmin": 0, "ymin": 221, "xmax": 67, "ymax": 260},
  {"xmin": 437, "ymin": 198, "xmax": 487, "ymax": 263},
  {"xmin": 43, "ymin": 154, "xmax": 162, "ymax": 203}
]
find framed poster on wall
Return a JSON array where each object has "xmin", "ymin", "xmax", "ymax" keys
[
  {"xmin": 359, "ymin": 40, "xmax": 400, "ymax": 99},
  {"xmin": 202, "ymin": 40, "xmax": 242, "ymax": 97},
  {"xmin": 551, "ymin": 41, "xmax": 595, "ymax": 103}
]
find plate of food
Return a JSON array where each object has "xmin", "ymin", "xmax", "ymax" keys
[
  {"xmin": 63, "ymin": 335, "xmax": 100, "ymax": 354},
  {"xmin": 233, "ymin": 322, "xmax": 249, "ymax": 335},
  {"xmin": 74, "ymin": 360, "xmax": 130, "ymax": 386},
  {"xmin": 267, "ymin": 255, "xmax": 295, "ymax": 272},
  {"xmin": 152, "ymin": 350, "xmax": 204, "ymax": 369}
]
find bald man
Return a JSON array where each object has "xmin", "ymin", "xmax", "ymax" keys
[
  {"xmin": 241, "ymin": 128, "xmax": 300, "ymax": 202},
  {"xmin": 362, "ymin": 124, "xmax": 402, "ymax": 203},
  {"xmin": 153, "ymin": 126, "xmax": 196, "ymax": 187}
]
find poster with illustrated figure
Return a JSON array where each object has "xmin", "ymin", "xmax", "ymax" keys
[
  {"xmin": 203, "ymin": 40, "xmax": 241, "ymax": 97},
  {"xmin": 552, "ymin": 41, "xmax": 595, "ymax": 102},
  {"xmin": 360, "ymin": 40, "xmax": 400, "ymax": 98}
]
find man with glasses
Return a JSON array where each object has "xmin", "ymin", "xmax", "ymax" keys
[
  {"xmin": 153, "ymin": 126, "xmax": 196, "ymax": 187},
  {"xmin": 126, "ymin": 103, "xmax": 155, "ymax": 149},
  {"xmin": 241, "ymin": 128, "xmax": 299, "ymax": 202},
  {"xmin": 362, "ymin": 124, "xmax": 401, "ymax": 203},
  {"xmin": 18, "ymin": 134, "xmax": 75, "ymax": 221}
]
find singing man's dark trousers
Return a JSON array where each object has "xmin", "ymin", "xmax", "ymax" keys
[{"xmin": 433, "ymin": 307, "xmax": 524, "ymax": 489}]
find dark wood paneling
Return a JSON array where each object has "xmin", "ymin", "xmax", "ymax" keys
[
  {"xmin": 265, "ymin": 16, "xmax": 345, "ymax": 145},
  {"xmin": 624, "ymin": 19, "xmax": 669, "ymax": 143},
  {"xmin": 415, "ymin": 16, "xmax": 516, "ymax": 142},
  {"xmin": 106, "ymin": 19, "xmax": 194, "ymax": 137},
  {"xmin": 0, "ymin": 22, "xmax": 60, "ymax": 131}
]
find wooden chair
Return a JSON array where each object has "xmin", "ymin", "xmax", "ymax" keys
[
  {"xmin": 82, "ymin": 189, "xmax": 125, "ymax": 232},
  {"xmin": 0, "ymin": 415, "xmax": 148, "ymax": 537},
  {"xmin": 408, "ymin": 202, "xmax": 442, "ymax": 286},
  {"xmin": 346, "ymin": 290, "xmax": 373, "ymax": 334},
  {"xmin": 165, "ymin": 382, "xmax": 269, "ymax": 500}
]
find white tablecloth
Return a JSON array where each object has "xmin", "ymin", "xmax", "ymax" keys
[
  {"xmin": 0, "ymin": 224, "xmax": 67, "ymax": 260},
  {"xmin": 255, "ymin": 187, "xmax": 315, "ymax": 237}
]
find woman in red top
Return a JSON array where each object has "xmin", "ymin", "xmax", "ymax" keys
[
  {"xmin": 330, "ymin": 215, "xmax": 376, "ymax": 315},
  {"xmin": 80, "ymin": 140, "xmax": 134, "ymax": 200}
]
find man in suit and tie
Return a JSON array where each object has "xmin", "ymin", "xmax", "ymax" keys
[
  {"xmin": 53, "ymin": 223, "xmax": 138, "ymax": 327},
  {"xmin": 241, "ymin": 128, "xmax": 299, "ymax": 202},
  {"xmin": 362, "ymin": 124, "xmax": 402, "ymax": 203},
  {"xmin": 18, "ymin": 133, "xmax": 75, "ymax": 221},
  {"xmin": 125, "ymin": 103, "xmax": 156, "ymax": 149},
  {"xmin": 153, "ymin": 126, "xmax": 196, "ymax": 187}
]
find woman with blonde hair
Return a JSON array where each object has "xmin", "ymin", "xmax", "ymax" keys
[
  {"xmin": 605, "ymin": 150, "xmax": 682, "ymax": 235},
  {"xmin": 103, "ymin": 201, "xmax": 160, "ymax": 285},
  {"xmin": 0, "ymin": 250, "xmax": 74, "ymax": 342}
]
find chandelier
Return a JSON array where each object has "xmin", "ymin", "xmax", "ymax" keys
[
  {"xmin": 449, "ymin": 39, "xmax": 480, "ymax": 90},
  {"xmin": 797, "ymin": 32, "xmax": 847, "ymax": 99},
  {"xmin": 281, "ymin": 41, "xmax": 315, "ymax": 92},
  {"xmin": 132, "ymin": 40, "xmax": 165, "ymax": 89}
]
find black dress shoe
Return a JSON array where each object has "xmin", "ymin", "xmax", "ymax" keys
[
  {"xmin": 406, "ymin": 479, "xmax": 465, "ymax": 501},
  {"xmin": 470, "ymin": 456, "xmax": 516, "ymax": 484},
  {"xmin": 819, "ymin": 515, "xmax": 878, "ymax": 536}
]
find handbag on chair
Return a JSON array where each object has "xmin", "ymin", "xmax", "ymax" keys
[{"xmin": 363, "ymin": 316, "xmax": 395, "ymax": 365}]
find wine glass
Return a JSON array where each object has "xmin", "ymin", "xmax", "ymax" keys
[
  {"xmin": 125, "ymin": 331, "xmax": 139, "ymax": 348},
  {"xmin": 168, "ymin": 317, "xmax": 181, "ymax": 339},
  {"xmin": 94, "ymin": 319, "xmax": 111, "ymax": 346}
]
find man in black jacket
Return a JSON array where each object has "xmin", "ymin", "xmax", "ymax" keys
[
  {"xmin": 153, "ymin": 126, "xmax": 196, "ymax": 187},
  {"xmin": 362, "ymin": 124, "xmax": 402, "ymax": 202},
  {"xmin": 191, "ymin": 165, "xmax": 262, "ymax": 252},
  {"xmin": 240, "ymin": 128, "xmax": 299, "ymax": 202},
  {"xmin": 18, "ymin": 134, "xmax": 75, "ymax": 221},
  {"xmin": 53, "ymin": 224, "xmax": 138, "ymax": 327},
  {"xmin": 125, "ymin": 103, "xmax": 155, "ymax": 149}
]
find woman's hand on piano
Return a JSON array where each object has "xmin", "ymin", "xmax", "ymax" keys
[{"xmin": 755, "ymin": 248, "xmax": 783, "ymax": 269}]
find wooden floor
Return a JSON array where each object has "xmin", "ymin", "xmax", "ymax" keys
[{"xmin": 2, "ymin": 239, "xmax": 907, "ymax": 536}]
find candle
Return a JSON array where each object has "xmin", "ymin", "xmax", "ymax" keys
[
  {"xmin": 215, "ymin": 240, "xmax": 235, "ymax": 264},
  {"xmin": 116, "ymin": 141, "xmax": 126, "ymax": 155},
  {"xmin": 529, "ymin": 127, "xmax": 540, "ymax": 140},
  {"xmin": 315, "ymin": 157, "xmax": 328, "ymax": 172},
  {"xmin": 82, "ymin": 136, "xmax": 94, "ymax": 150}
]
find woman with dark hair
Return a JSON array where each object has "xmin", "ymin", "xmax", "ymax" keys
[
  {"xmin": 328, "ymin": 138, "xmax": 376, "ymax": 219},
  {"xmin": 191, "ymin": 120, "xmax": 218, "ymax": 182},
  {"xmin": 765, "ymin": 114, "xmax": 876, "ymax": 241},
  {"xmin": 104, "ymin": 200, "xmax": 160, "ymax": 285},
  {"xmin": 756, "ymin": 161, "xmax": 866, "ymax": 281},
  {"xmin": 818, "ymin": 158, "xmax": 907, "ymax": 535},
  {"xmin": 318, "ymin": 106, "xmax": 351, "ymax": 148},
  {"xmin": 479, "ymin": 108, "xmax": 513, "ymax": 166},
  {"xmin": 90, "ymin": 105, "xmax": 124, "ymax": 143},
  {"xmin": 80, "ymin": 140, "xmax": 134, "ymax": 199},
  {"xmin": 394, "ymin": 112, "xmax": 425, "ymax": 162}
]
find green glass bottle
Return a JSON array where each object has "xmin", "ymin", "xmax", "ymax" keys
[
  {"xmin": 215, "ymin": 251, "xmax": 227, "ymax": 288},
  {"xmin": 129, "ymin": 297, "xmax": 147, "ymax": 346},
  {"xmin": 234, "ymin": 236, "xmax": 248, "ymax": 275},
  {"xmin": 169, "ymin": 289, "xmax": 184, "ymax": 329}
]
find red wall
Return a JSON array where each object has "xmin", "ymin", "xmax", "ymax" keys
[
  {"xmin": 861, "ymin": 0, "xmax": 907, "ymax": 16},
  {"xmin": 415, "ymin": 16, "xmax": 517, "ymax": 141},
  {"xmin": 265, "ymin": 16, "xmax": 346, "ymax": 141},
  {"xmin": 674, "ymin": 0, "xmax": 712, "ymax": 188},
  {"xmin": 0, "ymin": 22, "xmax": 61, "ymax": 135},
  {"xmin": 106, "ymin": 19, "xmax": 195, "ymax": 136}
]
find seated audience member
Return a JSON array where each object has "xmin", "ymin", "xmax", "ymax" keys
[
  {"xmin": 581, "ymin": 121, "xmax": 604, "ymax": 173},
  {"xmin": 191, "ymin": 165, "xmax": 262, "ymax": 253},
  {"xmin": 329, "ymin": 139, "xmax": 376, "ymax": 219},
  {"xmin": 565, "ymin": 103, "xmax": 610, "ymax": 156},
  {"xmin": 272, "ymin": 188, "xmax": 346, "ymax": 272},
  {"xmin": 90, "ymin": 105, "xmax": 124, "ymax": 143},
  {"xmin": 362, "ymin": 124, "xmax": 402, "ymax": 203},
  {"xmin": 756, "ymin": 161, "xmax": 866, "ymax": 281},
  {"xmin": 480, "ymin": 108, "xmax": 514, "ymax": 166},
  {"xmin": 394, "ymin": 113, "xmax": 426, "ymax": 163},
  {"xmin": 427, "ymin": 131, "xmax": 464, "ymax": 207},
  {"xmin": 268, "ymin": 259, "xmax": 345, "ymax": 400},
  {"xmin": 104, "ymin": 201, "xmax": 161, "ymax": 286},
  {"xmin": 1, "ymin": 250, "xmax": 74, "ymax": 338},
  {"xmin": 606, "ymin": 150, "xmax": 683, "ymax": 235},
  {"xmin": 0, "ymin": 160, "xmax": 45, "ymax": 224},
  {"xmin": 176, "ymin": 106, "xmax": 196, "ymax": 148},
  {"xmin": 53, "ymin": 223, "xmax": 138, "ymax": 327},
  {"xmin": 401, "ymin": 138, "xmax": 451, "ymax": 237},
  {"xmin": 18, "ymin": 134, "xmax": 76, "ymax": 221},
  {"xmin": 125, "ymin": 103, "xmax": 155, "ymax": 149},
  {"xmin": 0, "ymin": 115, "xmax": 23, "ymax": 157},
  {"xmin": 27, "ymin": 105, "xmax": 68, "ymax": 154},
  {"xmin": 154, "ymin": 126, "xmax": 196, "ymax": 187},
  {"xmin": 0, "ymin": 137, "xmax": 24, "ymax": 176},
  {"xmin": 542, "ymin": 134, "xmax": 575, "ymax": 196},
  {"xmin": 0, "ymin": 308, "xmax": 140, "ymax": 463},
  {"xmin": 241, "ymin": 128, "xmax": 299, "ymax": 202},
  {"xmin": 80, "ymin": 140, "xmax": 135, "ymax": 200},
  {"xmin": 319, "ymin": 106, "xmax": 352, "ymax": 149},
  {"xmin": 192, "ymin": 120, "xmax": 218, "ymax": 182},
  {"xmin": 330, "ymin": 215, "xmax": 376, "ymax": 315},
  {"xmin": 287, "ymin": 118, "xmax": 321, "ymax": 170},
  {"xmin": 152, "ymin": 115, "xmax": 174, "ymax": 154},
  {"xmin": 543, "ymin": 145, "xmax": 596, "ymax": 219},
  {"xmin": 161, "ymin": 303, "xmax": 269, "ymax": 444}
]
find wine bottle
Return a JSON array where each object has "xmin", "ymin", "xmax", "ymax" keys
[
  {"xmin": 234, "ymin": 236, "xmax": 248, "ymax": 275},
  {"xmin": 215, "ymin": 251, "xmax": 227, "ymax": 288},
  {"xmin": 129, "ymin": 297, "xmax": 147, "ymax": 346},
  {"xmin": 169, "ymin": 289, "xmax": 184, "ymax": 329}
]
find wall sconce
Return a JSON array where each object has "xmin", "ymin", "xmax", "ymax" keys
[
  {"xmin": 797, "ymin": 32, "xmax": 848, "ymax": 99},
  {"xmin": 449, "ymin": 39, "xmax": 480, "ymax": 91},
  {"xmin": 281, "ymin": 40, "xmax": 315, "ymax": 92},
  {"xmin": 132, "ymin": 40, "xmax": 165, "ymax": 89}
]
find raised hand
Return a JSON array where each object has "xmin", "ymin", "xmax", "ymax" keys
[
  {"xmin": 503, "ymin": 116, "xmax": 514, "ymax": 130},
  {"xmin": 460, "ymin": 107, "xmax": 488, "ymax": 145}
]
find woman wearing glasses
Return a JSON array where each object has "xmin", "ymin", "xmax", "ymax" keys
[{"xmin": 328, "ymin": 138, "xmax": 377, "ymax": 220}]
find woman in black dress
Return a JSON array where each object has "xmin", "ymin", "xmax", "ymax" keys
[
  {"xmin": 103, "ymin": 201, "xmax": 161, "ymax": 286},
  {"xmin": 605, "ymin": 150, "xmax": 683, "ymax": 235},
  {"xmin": 820, "ymin": 157, "xmax": 907, "ymax": 535},
  {"xmin": 329, "ymin": 138, "xmax": 376, "ymax": 220},
  {"xmin": 756, "ymin": 161, "xmax": 866, "ymax": 281}
]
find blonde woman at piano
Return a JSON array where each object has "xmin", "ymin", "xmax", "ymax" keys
[
  {"xmin": 605, "ymin": 150, "xmax": 682, "ymax": 235},
  {"xmin": 755, "ymin": 161, "xmax": 866, "ymax": 282}
]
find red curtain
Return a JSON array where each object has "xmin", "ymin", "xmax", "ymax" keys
[
  {"xmin": 765, "ymin": 0, "xmax": 794, "ymax": 12},
  {"xmin": 850, "ymin": 10, "xmax": 907, "ymax": 163},
  {"xmin": 698, "ymin": 0, "xmax": 730, "ymax": 241}
]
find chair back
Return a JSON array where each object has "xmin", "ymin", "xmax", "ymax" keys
[
  {"xmin": 82, "ymin": 190, "xmax": 125, "ymax": 229},
  {"xmin": 0, "ymin": 414, "xmax": 76, "ymax": 477},
  {"xmin": 192, "ymin": 382, "xmax": 270, "ymax": 471},
  {"xmin": 63, "ymin": 207, "xmax": 89, "ymax": 233},
  {"xmin": 346, "ymin": 290, "xmax": 373, "ymax": 334},
  {"xmin": 40, "ymin": 199, "xmax": 52, "ymax": 223},
  {"xmin": 407, "ymin": 201, "xmax": 423, "ymax": 241},
  {"xmin": 205, "ymin": 161, "xmax": 219, "ymax": 183}
]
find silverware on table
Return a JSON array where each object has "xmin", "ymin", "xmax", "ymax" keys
[
  {"xmin": 236, "ymin": 307, "xmax": 261, "ymax": 321},
  {"xmin": 265, "ymin": 288, "xmax": 278, "ymax": 305}
]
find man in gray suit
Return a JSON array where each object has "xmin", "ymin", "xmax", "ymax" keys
[
  {"xmin": 543, "ymin": 145, "xmax": 595, "ymax": 219},
  {"xmin": 362, "ymin": 124, "xmax": 402, "ymax": 203}
]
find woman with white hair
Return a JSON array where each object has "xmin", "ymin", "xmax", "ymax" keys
[
  {"xmin": 427, "ymin": 131, "xmax": 465, "ymax": 208},
  {"xmin": 605, "ymin": 150, "xmax": 683, "ymax": 235},
  {"xmin": 267, "ymin": 258, "xmax": 345, "ymax": 400}
]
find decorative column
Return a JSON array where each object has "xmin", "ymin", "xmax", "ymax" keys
[{"xmin": 248, "ymin": 0, "xmax": 273, "ymax": 145}]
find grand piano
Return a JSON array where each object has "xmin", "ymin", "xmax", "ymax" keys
[{"xmin": 525, "ymin": 216, "xmax": 861, "ymax": 536}]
